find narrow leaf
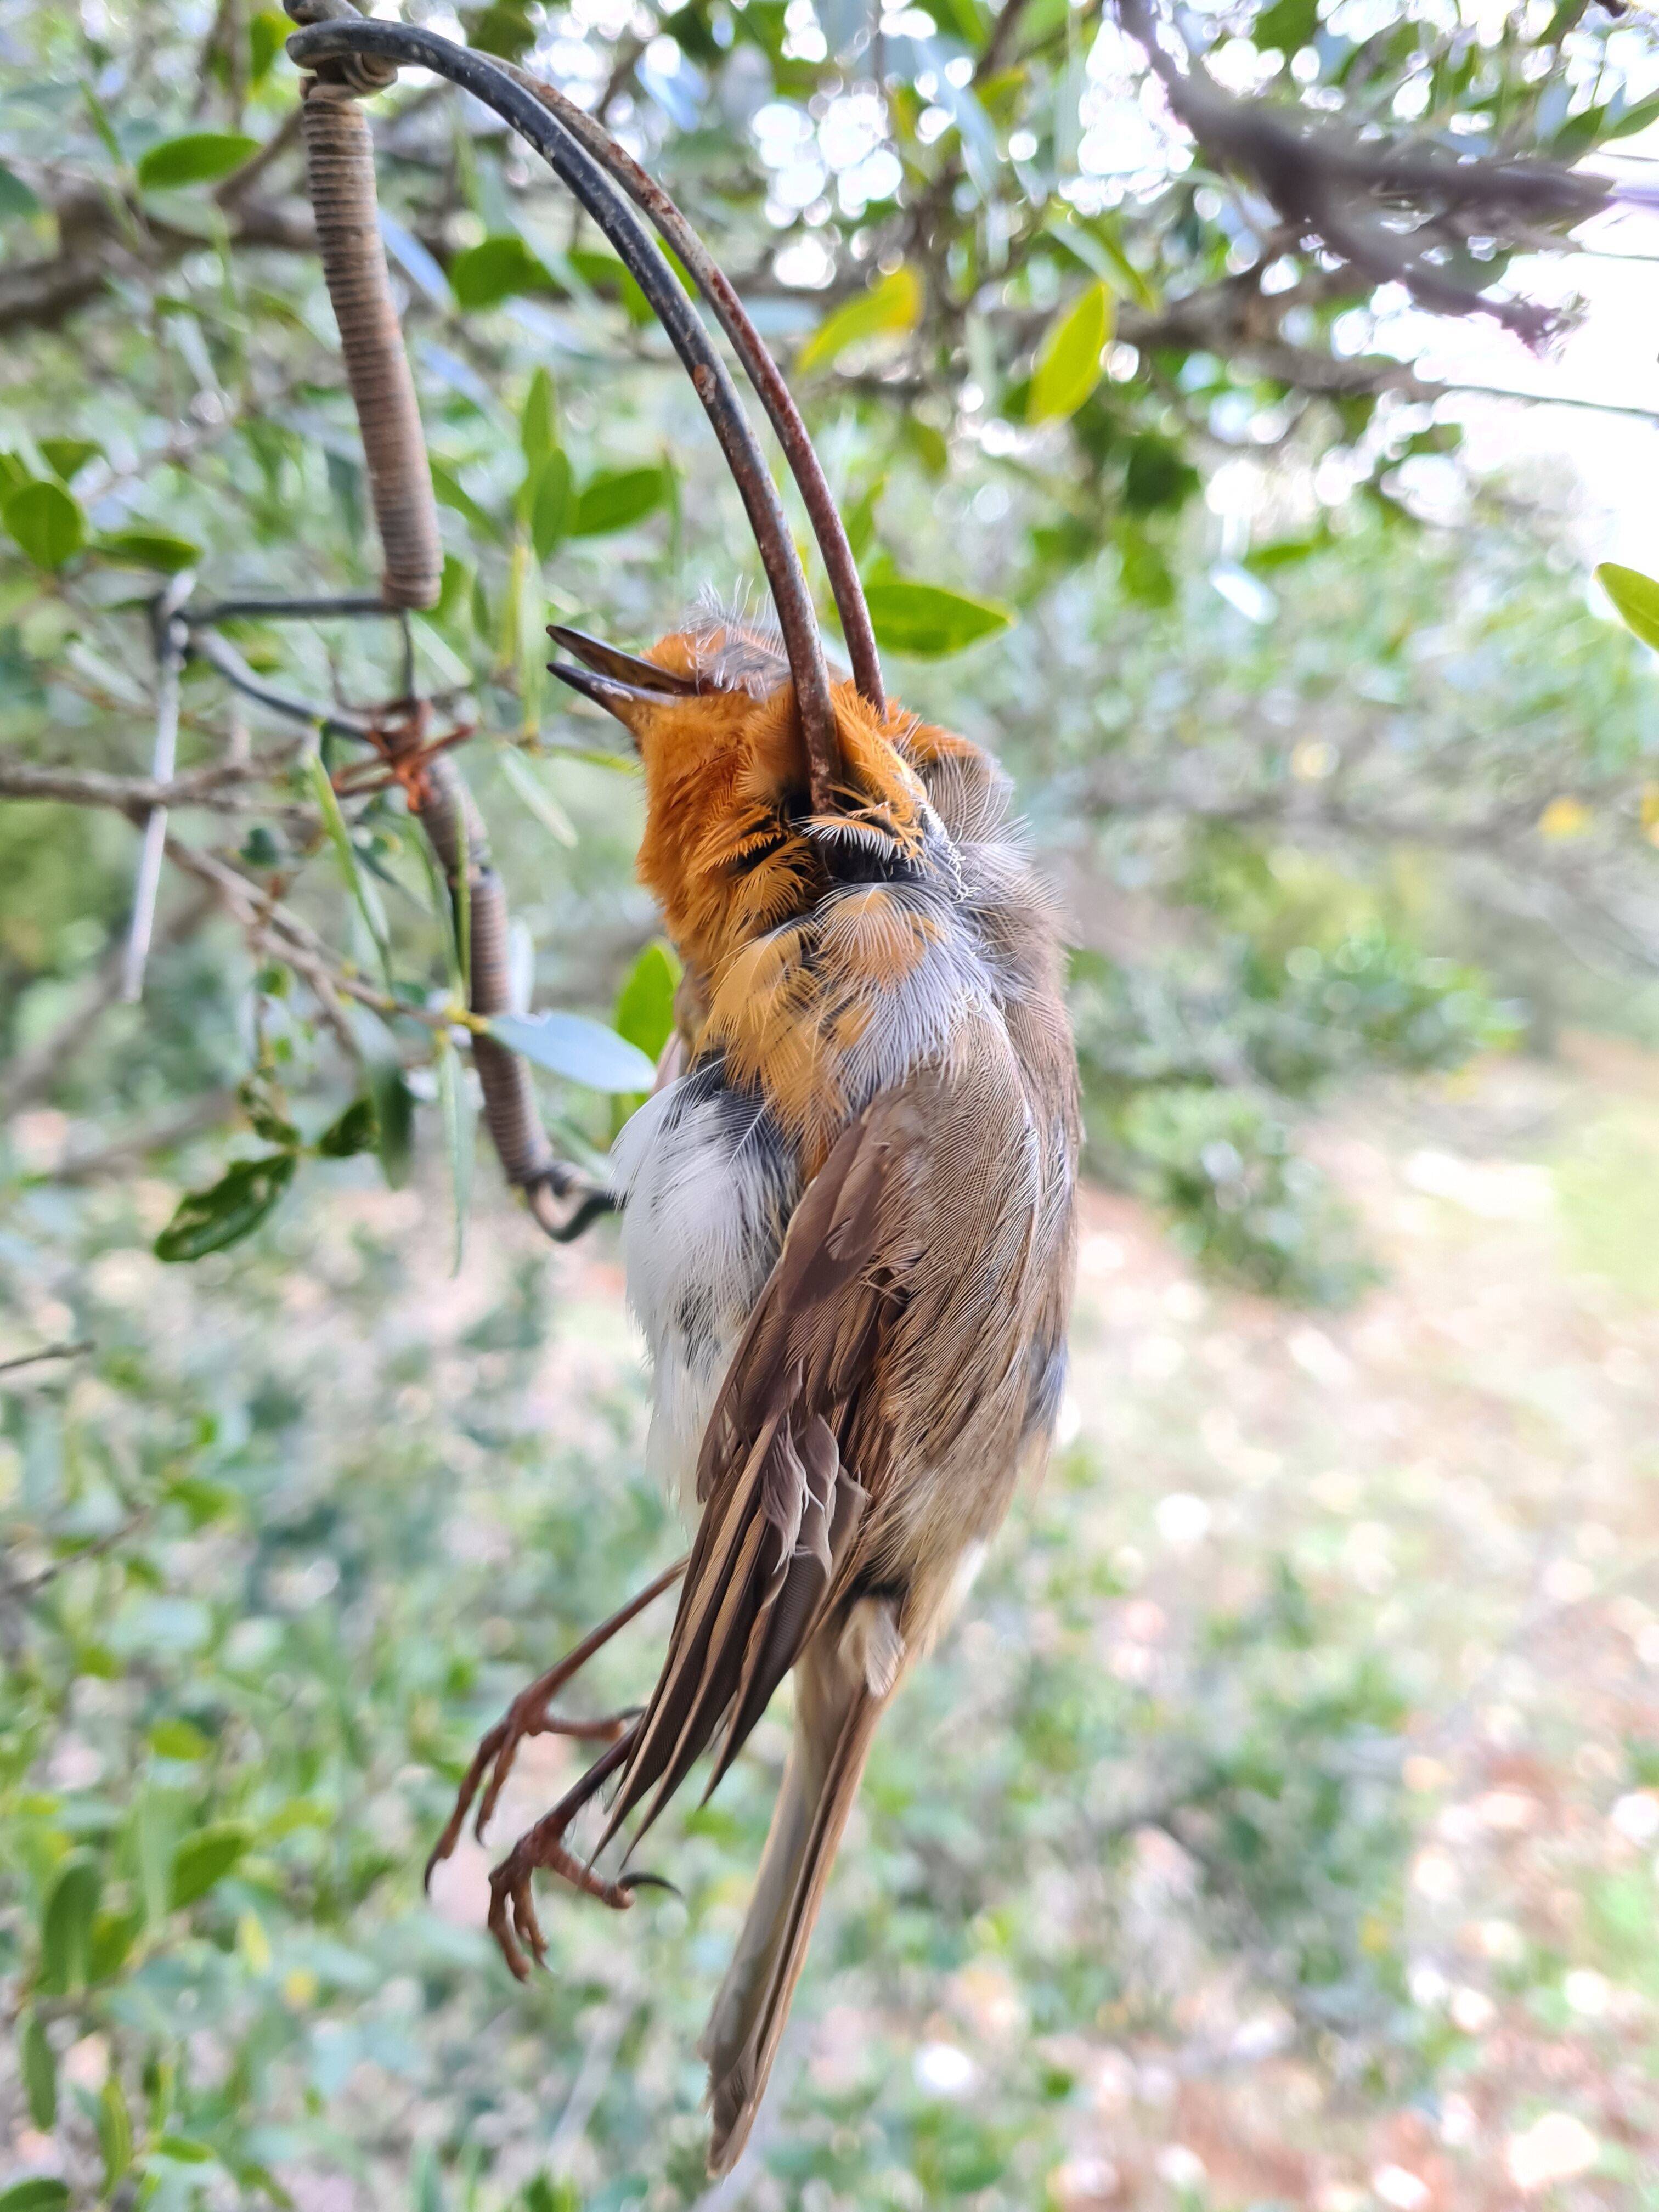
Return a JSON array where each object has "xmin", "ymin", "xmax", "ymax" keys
[
  {"xmin": 1596, "ymin": 561, "xmax": 1659, "ymax": 650},
  {"xmin": 448, "ymin": 234, "xmax": 554, "ymax": 312},
  {"xmin": 39, "ymin": 1851, "xmax": 101, "ymax": 1994},
  {"xmin": 487, "ymin": 1011, "xmax": 656, "ymax": 1090},
  {"xmin": 40, "ymin": 437, "xmax": 100, "ymax": 482},
  {"xmin": 0, "ymin": 160, "xmax": 42, "ymax": 222},
  {"xmin": 366, "ymin": 1058, "xmax": 415, "ymax": 1190},
  {"xmin": 5, "ymin": 479, "xmax": 85, "ymax": 568},
  {"xmin": 305, "ymin": 753, "xmax": 393, "ymax": 983},
  {"xmin": 19, "ymin": 2013, "xmax": 56, "ymax": 2130},
  {"xmin": 796, "ymin": 266, "xmax": 922, "ymax": 374},
  {"xmin": 430, "ymin": 458, "xmax": 502, "ymax": 543},
  {"xmin": 153, "ymin": 1154, "xmax": 297, "ymax": 1262},
  {"xmin": 169, "ymin": 1821, "xmax": 251, "ymax": 1909},
  {"xmin": 521, "ymin": 367, "xmax": 558, "ymax": 473},
  {"xmin": 614, "ymin": 941, "xmax": 680, "ymax": 1064},
  {"xmin": 0, "ymin": 2183, "xmax": 71, "ymax": 2212},
  {"xmin": 136, "ymin": 131, "xmax": 259, "ymax": 190},
  {"xmin": 149, "ymin": 1717, "xmax": 210, "ymax": 1760},
  {"xmin": 568, "ymin": 466, "xmax": 665, "ymax": 539},
  {"xmin": 515, "ymin": 543, "xmax": 545, "ymax": 735},
  {"xmin": 95, "ymin": 527, "xmax": 201, "ymax": 573},
  {"xmin": 864, "ymin": 578, "xmax": 1013, "ymax": 658},
  {"xmin": 97, "ymin": 2074, "xmax": 132, "ymax": 2191},
  {"xmin": 437, "ymin": 1040, "xmax": 474, "ymax": 1276},
  {"xmin": 529, "ymin": 448, "xmax": 573, "ymax": 561},
  {"xmin": 315, "ymin": 1096, "xmax": 377, "ymax": 1158},
  {"xmin": 1028, "ymin": 283, "xmax": 1111, "ymax": 424},
  {"xmin": 498, "ymin": 748, "xmax": 577, "ymax": 847},
  {"xmin": 154, "ymin": 2138, "xmax": 215, "ymax": 2165}
]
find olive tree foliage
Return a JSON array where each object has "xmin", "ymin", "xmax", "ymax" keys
[
  {"xmin": 4, "ymin": 3, "xmax": 1659, "ymax": 2208},
  {"xmin": 2, "ymin": 0, "xmax": 1658, "ymax": 1279}
]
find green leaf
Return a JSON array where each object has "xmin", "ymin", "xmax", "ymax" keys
[
  {"xmin": 521, "ymin": 367, "xmax": 558, "ymax": 473},
  {"xmin": 136, "ymin": 131, "xmax": 259, "ymax": 191},
  {"xmin": 487, "ymin": 1011, "xmax": 656, "ymax": 1090},
  {"xmin": 136, "ymin": 1788, "xmax": 179, "ymax": 1928},
  {"xmin": 153, "ymin": 1154, "xmax": 297, "ymax": 1262},
  {"xmin": 529, "ymin": 449, "xmax": 573, "ymax": 562},
  {"xmin": 431, "ymin": 458, "xmax": 502, "ymax": 544},
  {"xmin": 568, "ymin": 466, "xmax": 665, "ymax": 539},
  {"xmin": 40, "ymin": 437, "xmax": 100, "ymax": 483},
  {"xmin": 169, "ymin": 1820, "xmax": 251, "ymax": 1909},
  {"xmin": 1604, "ymin": 89, "xmax": 1659, "ymax": 142},
  {"xmin": 19, "ymin": 2012, "xmax": 56, "ymax": 2130},
  {"xmin": 437, "ymin": 1039, "xmax": 474, "ymax": 1276},
  {"xmin": 1595, "ymin": 562, "xmax": 1659, "ymax": 650},
  {"xmin": 515, "ymin": 539, "xmax": 546, "ymax": 733},
  {"xmin": 366, "ymin": 1057, "xmax": 415, "ymax": 1190},
  {"xmin": 498, "ymin": 748, "xmax": 577, "ymax": 847},
  {"xmin": 795, "ymin": 266, "xmax": 922, "ymax": 374},
  {"xmin": 1253, "ymin": 0, "xmax": 1319, "ymax": 53},
  {"xmin": 1028, "ymin": 283, "xmax": 1111, "ymax": 424},
  {"xmin": 249, "ymin": 8, "xmax": 291, "ymax": 80},
  {"xmin": 315, "ymin": 1096, "xmax": 377, "ymax": 1158},
  {"xmin": 5, "ymin": 479, "xmax": 86, "ymax": 568},
  {"xmin": 149, "ymin": 1717, "xmax": 210, "ymax": 1760},
  {"xmin": 448, "ymin": 234, "xmax": 554, "ymax": 312},
  {"xmin": 38, "ymin": 1850, "xmax": 101, "ymax": 1994},
  {"xmin": 95, "ymin": 527, "xmax": 201, "ymax": 573},
  {"xmin": 155, "ymin": 2137, "xmax": 215, "ymax": 2166},
  {"xmin": 97, "ymin": 2072, "xmax": 132, "ymax": 2191},
  {"xmin": 0, "ymin": 2183, "xmax": 71, "ymax": 2212},
  {"xmin": 614, "ymin": 941, "xmax": 680, "ymax": 1066},
  {"xmin": 1048, "ymin": 212, "xmax": 1159, "ymax": 311},
  {"xmin": 87, "ymin": 1906, "xmax": 140, "ymax": 1984},
  {"xmin": 864, "ymin": 579, "xmax": 1013, "ymax": 659},
  {"xmin": 305, "ymin": 753, "xmax": 392, "ymax": 981},
  {"xmin": 0, "ymin": 160, "xmax": 42, "ymax": 223}
]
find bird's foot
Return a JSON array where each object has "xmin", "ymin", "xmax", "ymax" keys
[
  {"xmin": 424, "ymin": 1674, "xmax": 636, "ymax": 1888},
  {"xmin": 487, "ymin": 1804, "xmax": 650, "ymax": 1978}
]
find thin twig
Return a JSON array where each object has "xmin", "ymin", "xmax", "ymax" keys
[{"xmin": 0, "ymin": 1342, "xmax": 95, "ymax": 1379}]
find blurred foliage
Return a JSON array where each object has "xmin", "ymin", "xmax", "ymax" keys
[
  {"xmin": 2, "ymin": 0, "xmax": 1658, "ymax": 1286},
  {"xmin": 5, "ymin": 0, "xmax": 1659, "ymax": 2197},
  {"xmin": 0, "ymin": 1178, "xmax": 1425, "ymax": 2208}
]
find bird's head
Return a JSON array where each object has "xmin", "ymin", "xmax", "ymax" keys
[{"xmin": 547, "ymin": 613, "xmax": 961, "ymax": 992}]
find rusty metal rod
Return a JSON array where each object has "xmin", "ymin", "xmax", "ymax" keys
[
  {"xmin": 497, "ymin": 57, "xmax": 885, "ymax": 712},
  {"xmin": 283, "ymin": 25, "xmax": 608, "ymax": 1234},
  {"xmin": 285, "ymin": 15, "xmax": 844, "ymax": 812}
]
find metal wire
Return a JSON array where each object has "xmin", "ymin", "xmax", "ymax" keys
[
  {"xmin": 496, "ymin": 57, "xmax": 885, "ymax": 711},
  {"xmin": 285, "ymin": 14, "xmax": 845, "ymax": 811}
]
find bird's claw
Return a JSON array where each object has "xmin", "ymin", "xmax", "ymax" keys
[
  {"xmin": 487, "ymin": 1812, "xmax": 637, "ymax": 1979},
  {"xmin": 424, "ymin": 1684, "xmax": 638, "ymax": 1892}
]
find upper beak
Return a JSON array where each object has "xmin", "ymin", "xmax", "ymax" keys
[{"xmin": 547, "ymin": 626, "xmax": 698, "ymax": 697}]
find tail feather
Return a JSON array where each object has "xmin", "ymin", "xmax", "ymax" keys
[{"xmin": 701, "ymin": 1630, "xmax": 888, "ymax": 2176}]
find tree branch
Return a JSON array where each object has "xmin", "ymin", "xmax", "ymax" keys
[{"xmin": 1115, "ymin": 0, "xmax": 1607, "ymax": 343}]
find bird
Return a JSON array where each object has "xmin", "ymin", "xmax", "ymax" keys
[{"xmin": 429, "ymin": 602, "xmax": 1079, "ymax": 2175}]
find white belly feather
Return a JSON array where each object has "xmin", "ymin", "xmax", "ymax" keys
[{"xmin": 609, "ymin": 1075, "xmax": 798, "ymax": 1502}]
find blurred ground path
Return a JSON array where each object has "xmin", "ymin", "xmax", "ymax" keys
[
  {"xmin": 1025, "ymin": 1036, "xmax": 1659, "ymax": 2211},
  {"xmin": 5, "ymin": 1040, "xmax": 1658, "ymax": 2210}
]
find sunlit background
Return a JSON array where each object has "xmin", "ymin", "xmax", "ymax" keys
[{"xmin": 5, "ymin": 0, "xmax": 1659, "ymax": 2207}]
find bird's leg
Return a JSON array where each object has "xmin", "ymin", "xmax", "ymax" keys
[
  {"xmin": 425, "ymin": 1555, "xmax": 686, "ymax": 1886},
  {"xmin": 488, "ymin": 1726, "xmax": 650, "ymax": 1975}
]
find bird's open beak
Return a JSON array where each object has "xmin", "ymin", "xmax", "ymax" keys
[
  {"xmin": 549, "ymin": 626, "xmax": 697, "ymax": 696},
  {"xmin": 546, "ymin": 626, "xmax": 701, "ymax": 742}
]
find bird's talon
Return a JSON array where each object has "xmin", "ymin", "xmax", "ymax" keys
[{"xmin": 619, "ymin": 1869, "xmax": 680, "ymax": 1900}]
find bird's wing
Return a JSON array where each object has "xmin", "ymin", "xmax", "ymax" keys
[{"xmin": 595, "ymin": 1043, "xmax": 1036, "ymax": 1857}]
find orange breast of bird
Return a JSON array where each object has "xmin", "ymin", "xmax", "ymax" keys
[{"xmin": 626, "ymin": 633, "xmax": 989, "ymax": 1176}]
